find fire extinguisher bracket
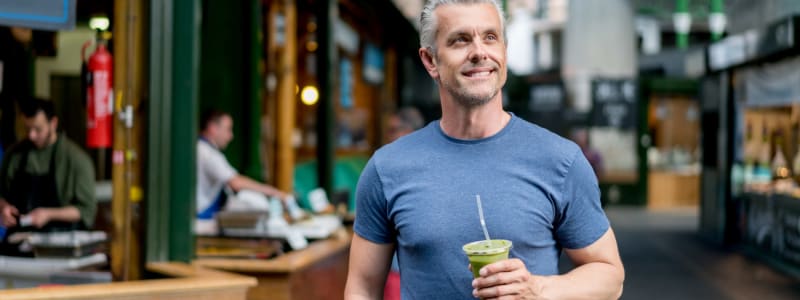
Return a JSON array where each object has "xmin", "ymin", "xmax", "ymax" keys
[{"xmin": 119, "ymin": 105, "xmax": 134, "ymax": 129}]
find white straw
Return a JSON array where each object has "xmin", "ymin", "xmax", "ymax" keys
[{"xmin": 476, "ymin": 195, "xmax": 491, "ymax": 241}]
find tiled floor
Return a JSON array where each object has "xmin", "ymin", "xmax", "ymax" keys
[{"xmin": 580, "ymin": 206, "xmax": 800, "ymax": 300}]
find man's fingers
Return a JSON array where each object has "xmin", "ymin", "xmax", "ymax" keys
[
  {"xmin": 474, "ymin": 266, "xmax": 531, "ymax": 288},
  {"xmin": 1, "ymin": 209, "xmax": 18, "ymax": 227},
  {"xmin": 479, "ymin": 258, "xmax": 525, "ymax": 276},
  {"xmin": 473, "ymin": 282, "xmax": 525, "ymax": 299}
]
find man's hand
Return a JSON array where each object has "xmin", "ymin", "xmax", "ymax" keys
[
  {"xmin": 472, "ymin": 229, "xmax": 624, "ymax": 300},
  {"xmin": 471, "ymin": 258, "xmax": 546, "ymax": 300},
  {"xmin": 0, "ymin": 200, "xmax": 19, "ymax": 227},
  {"xmin": 26, "ymin": 208, "xmax": 53, "ymax": 228}
]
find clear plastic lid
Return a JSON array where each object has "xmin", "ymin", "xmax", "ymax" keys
[{"xmin": 462, "ymin": 239, "xmax": 512, "ymax": 255}]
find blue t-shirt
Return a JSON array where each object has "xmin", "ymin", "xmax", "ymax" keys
[{"xmin": 354, "ymin": 114, "xmax": 609, "ymax": 299}]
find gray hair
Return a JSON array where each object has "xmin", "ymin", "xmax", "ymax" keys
[{"xmin": 419, "ymin": 0, "xmax": 507, "ymax": 55}]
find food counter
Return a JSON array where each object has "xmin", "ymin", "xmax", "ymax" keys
[
  {"xmin": 740, "ymin": 192, "xmax": 800, "ymax": 276},
  {"xmin": 0, "ymin": 253, "xmax": 108, "ymax": 289},
  {"xmin": 0, "ymin": 262, "xmax": 256, "ymax": 300},
  {"xmin": 194, "ymin": 228, "xmax": 351, "ymax": 300},
  {"xmin": 647, "ymin": 170, "xmax": 700, "ymax": 209}
]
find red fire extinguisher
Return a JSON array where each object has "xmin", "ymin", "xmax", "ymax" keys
[{"xmin": 82, "ymin": 38, "xmax": 112, "ymax": 148}]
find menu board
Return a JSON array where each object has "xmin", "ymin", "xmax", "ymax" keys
[
  {"xmin": 591, "ymin": 79, "xmax": 637, "ymax": 129},
  {"xmin": 0, "ymin": 0, "xmax": 76, "ymax": 31},
  {"xmin": 527, "ymin": 82, "xmax": 568, "ymax": 134},
  {"xmin": 743, "ymin": 193, "xmax": 800, "ymax": 266}
]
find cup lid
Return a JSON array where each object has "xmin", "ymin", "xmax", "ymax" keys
[{"xmin": 462, "ymin": 239, "xmax": 512, "ymax": 255}]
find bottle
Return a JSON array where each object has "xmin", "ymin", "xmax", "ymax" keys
[
  {"xmin": 793, "ymin": 122, "xmax": 800, "ymax": 184},
  {"xmin": 743, "ymin": 122, "xmax": 755, "ymax": 186},
  {"xmin": 755, "ymin": 124, "xmax": 772, "ymax": 184},
  {"xmin": 772, "ymin": 130, "xmax": 790, "ymax": 180}
]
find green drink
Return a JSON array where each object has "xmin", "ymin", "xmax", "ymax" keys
[{"xmin": 463, "ymin": 239, "xmax": 512, "ymax": 278}]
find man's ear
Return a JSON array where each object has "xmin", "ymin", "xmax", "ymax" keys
[
  {"xmin": 418, "ymin": 48, "xmax": 439, "ymax": 80},
  {"xmin": 51, "ymin": 116, "xmax": 59, "ymax": 131}
]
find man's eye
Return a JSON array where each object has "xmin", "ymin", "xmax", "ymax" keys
[{"xmin": 486, "ymin": 34, "xmax": 498, "ymax": 41}]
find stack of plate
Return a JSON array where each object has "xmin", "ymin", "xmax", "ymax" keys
[
  {"xmin": 28, "ymin": 231, "xmax": 107, "ymax": 258},
  {"xmin": 216, "ymin": 211, "xmax": 268, "ymax": 229}
]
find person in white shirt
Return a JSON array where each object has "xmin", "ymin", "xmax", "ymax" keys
[{"xmin": 196, "ymin": 109, "xmax": 287, "ymax": 220}]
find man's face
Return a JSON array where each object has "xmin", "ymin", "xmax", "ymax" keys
[
  {"xmin": 211, "ymin": 115, "xmax": 234, "ymax": 149},
  {"xmin": 24, "ymin": 112, "xmax": 57, "ymax": 149},
  {"xmin": 422, "ymin": 3, "xmax": 507, "ymax": 108}
]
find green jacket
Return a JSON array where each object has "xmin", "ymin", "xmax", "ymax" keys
[{"xmin": 0, "ymin": 134, "xmax": 96, "ymax": 228}]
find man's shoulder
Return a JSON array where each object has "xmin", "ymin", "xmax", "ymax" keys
[
  {"xmin": 5, "ymin": 140, "xmax": 33, "ymax": 157},
  {"xmin": 59, "ymin": 136, "xmax": 93, "ymax": 163},
  {"xmin": 373, "ymin": 124, "xmax": 436, "ymax": 159},
  {"xmin": 512, "ymin": 117, "xmax": 579, "ymax": 154},
  {"xmin": 197, "ymin": 140, "xmax": 225, "ymax": 160}
]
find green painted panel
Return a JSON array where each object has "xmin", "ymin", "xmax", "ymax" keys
[
  {"xmin": 198, "ymin": 0, "xmax": 262, "ymax": 180},
  {"xmin": 168, "ymin": 0, "xmax": 200, "ymax": 262}
]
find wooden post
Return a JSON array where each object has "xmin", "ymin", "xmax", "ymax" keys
[
  {"xmin": 275, "ymin": 0, "xmax": 297, "ymax": 192},
  {"xmin": 112, "ymin": 0, "xmax": 146, "ymax": 281}
]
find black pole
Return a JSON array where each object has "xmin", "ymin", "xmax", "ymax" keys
[{"xmin": 316, "ymin": 0, "xmax": 335, "ymax": 198}]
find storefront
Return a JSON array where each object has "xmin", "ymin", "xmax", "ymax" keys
[{"xmin": 702, "ymin": 14, "xmax": 800, "ymax": 275}]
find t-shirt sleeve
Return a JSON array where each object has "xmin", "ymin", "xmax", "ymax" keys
[
  {"xmin": 353, "ymin": 158, "xmax": 394, "ymax": 244},
  {"xmin": 71, "ymin": 151, "xmax": 97, "ymax": 229},
  {"xmin": 199, "ymin": 145, "xmax": 237, "ymax": 184},
  {"xmin": 554, "ymin": 150, "xmax": 610, "ymax": 249}
]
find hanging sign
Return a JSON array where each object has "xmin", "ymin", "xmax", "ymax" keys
[
  {"xmin": 526, "ymin": 82, "xmax": 568, "ymax": 134},
  {"xmin": 591, "ymin": 79, "xmax": 637, "ymax": 129}
]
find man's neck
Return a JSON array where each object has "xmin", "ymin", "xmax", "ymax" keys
[
  {"xmin": 199, "ymin": 134, "xmax": 219, "ymax": 148},
  {"xmin": 439, "ymin": 95, "xmax": 510, "ymax": 140},
  {"xmin": 46, "ymin": 132, "xmax": 59, "ymax": 148}
]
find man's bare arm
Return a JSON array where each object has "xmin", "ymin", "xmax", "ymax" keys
[
  {"xmin": 0, "ymin": 198, "xmax": 19, "ymax": 227},
  {"xmin": 344, "ymin": 233, "xmax": 395, "ymax": 300},
  {"xmin": 228, "ymin": 175, "xmax": 287, "ymax": 198},
  {"xmin": 27, "ymin": 206, "xmax": 81, "ymax": 228},
  {"xmin": 474, "ymin": 228, "xmax": 624, "ymax": 300},
  {"xmin": 540, "ymin": 228, "xmax": 625, "ymax": 299}
]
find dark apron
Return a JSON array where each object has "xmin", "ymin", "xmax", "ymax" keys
[{"xmin": 0, "ymin": 143, "xmax": 81, "ymax": 256}]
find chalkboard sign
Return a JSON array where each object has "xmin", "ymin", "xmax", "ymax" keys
[
  {"xmin": 0, "ymin": 0, "xmax": 76, "ymax": 31},
  {"xmin": 591, "ymin": 79, "xmax": 637, "ymax": 129},
  {"xmin": 526, "ymin": 82, "xmax": 567, "ymax": 134},
  {"xmin": 528, "ymin": 83, "xmax": 565, "ymax": 113}
]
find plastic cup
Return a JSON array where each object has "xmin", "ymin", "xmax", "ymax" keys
[{"xmin": 462, "ymin": 239, "xmax": 512, "ymax": 278}]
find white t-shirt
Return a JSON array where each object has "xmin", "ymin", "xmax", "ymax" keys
[{"xmin": 196, "ymin": 140, "xmax": 237, "ymax": 214}]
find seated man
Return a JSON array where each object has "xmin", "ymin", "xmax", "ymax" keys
[
  {"xmin": 196, "ymin": 109, "xmax": 287, "ymax": 222},
  {"xmin": 0, "ymin": 98, "xmax": 96, "ymax": 255}
]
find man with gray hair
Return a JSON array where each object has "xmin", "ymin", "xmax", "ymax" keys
[{"xmin": 346, "ymin": 0, "xmax": 624, "ymax": 299}]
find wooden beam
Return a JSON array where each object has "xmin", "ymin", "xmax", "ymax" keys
[
  {"xmin": 112, "ymin": 0, "xmax": 146, "ymax": 281},
  {"xmin": 275, "ymin": 0, "xmax": 297, "ymax": 192}
]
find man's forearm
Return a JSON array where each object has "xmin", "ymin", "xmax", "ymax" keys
[
  {"xmin": 43, "ymin": 206, "xmax": 82, "ymax": 223},
  {"xmin": 539, "ymin": 262, "xmax": 624, "ymax": 300},
  {"xmin": 229, "ymin": 175, "xmax": 286, "ymax": 198},
  {"xmin": 343, "ymin": 293, "xmax": 379, "ymax": 300}
]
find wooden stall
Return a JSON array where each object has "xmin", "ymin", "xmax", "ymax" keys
[
  {"xmin": 0, "ymin": 262, "xmax": 256, "ymax": 300},
  {"xmin": 194, "ymin": 229, "xmax": 351, "ymax": 300},
  {"xmin": 647, "ymin": 94, "xmax": 701, "ymax": 209}
]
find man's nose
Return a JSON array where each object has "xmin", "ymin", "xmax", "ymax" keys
[{"xmin": 469, "ymin": 40, "xmax": 489, "ymax": 62}]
